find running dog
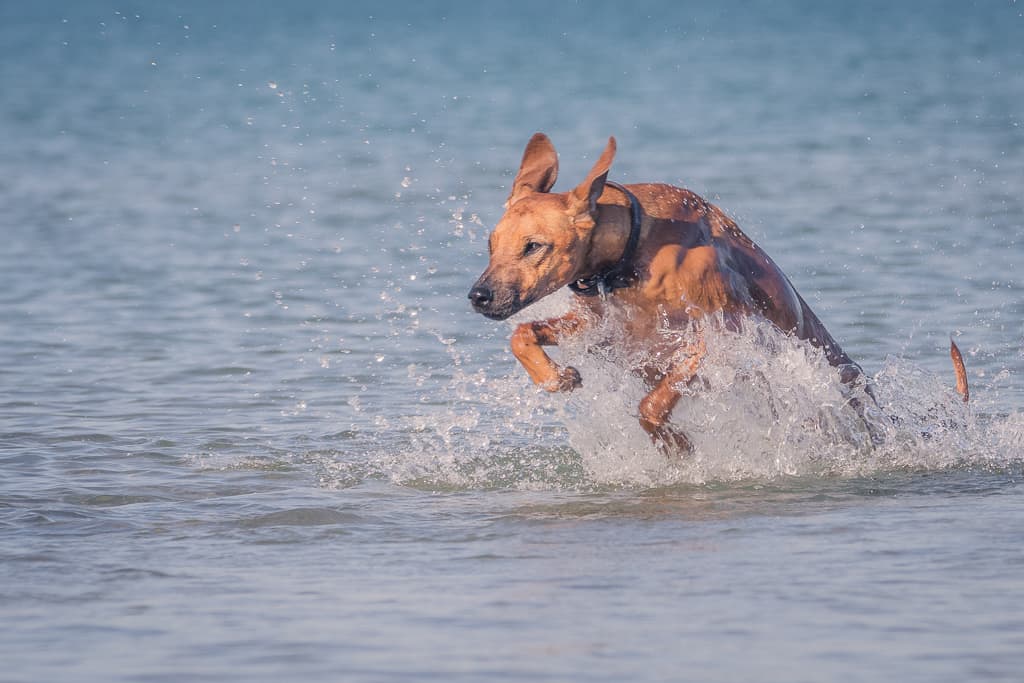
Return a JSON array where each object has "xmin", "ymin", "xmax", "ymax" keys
[{"xmin": 469, "ymin": 133, "xmax": 968, "ymax": 451}]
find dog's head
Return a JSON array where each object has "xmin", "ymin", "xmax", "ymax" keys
[{"xmin": 468, "ymin": 133, "xmax": 616, "ymax": 320}]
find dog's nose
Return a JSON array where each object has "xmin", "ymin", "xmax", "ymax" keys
[{"xmin": 468, "ymin": 285, "xmax": 493, "ymax": 310}]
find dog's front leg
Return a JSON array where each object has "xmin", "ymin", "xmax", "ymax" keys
[
  {"xmin": 510, "ymin": 312, "xmax": 585, "ymax": 392},
  {"xmin": 638, "ymin": 335, "xmax": 706, "ymax": 453}
]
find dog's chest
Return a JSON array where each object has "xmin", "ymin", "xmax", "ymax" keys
[{"xmin": 576, "ymin": 293, "xmax": 695, "ymax": 370}]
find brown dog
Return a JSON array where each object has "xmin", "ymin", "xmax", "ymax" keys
[{"xmin": 469, "ymin": 133, "xmax": 967, "ymax": 451}]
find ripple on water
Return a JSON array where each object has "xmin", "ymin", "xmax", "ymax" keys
[{"xmin": 239, "ymin": 506, "xmax": 365, "ymax": 529}]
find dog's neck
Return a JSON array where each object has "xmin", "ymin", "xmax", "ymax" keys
[
  {"xmin": 586, "ymin": 204, "xmax": 635, "ymax": 273},
  {"xmin": 570, "ymin": 184, "xmax": 643, "ymax": 296}
]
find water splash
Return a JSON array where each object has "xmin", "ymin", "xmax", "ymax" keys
[{"xmin": 318, "ymin": 296, "xmax": 1024, "ymax": 491}]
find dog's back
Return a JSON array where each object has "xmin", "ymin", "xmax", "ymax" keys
[{"xmin": 592, "ymin": 182, "xmax": 864, "ymax": 380}]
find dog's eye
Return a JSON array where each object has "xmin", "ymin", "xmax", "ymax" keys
[{"xmin": 523, "ymin": 241, "xmax": 546, "ymax": 257}]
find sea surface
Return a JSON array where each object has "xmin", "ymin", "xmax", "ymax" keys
[{"xmin": 2, "ymin": 2, "xmax": 1024, "ymax": 681}]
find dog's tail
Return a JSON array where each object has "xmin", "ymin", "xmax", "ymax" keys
[{"xmin": 950, "ymin": 338, "xmax": 969, "ymax": 403}]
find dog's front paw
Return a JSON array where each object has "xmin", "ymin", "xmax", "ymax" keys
[
  {"xmin": 642, "ymin": 422, "xmax": 693, "ymax": 456},
  {"xmin": 543, "ymin": 366, "xmax": 582, "ymax": 392}
]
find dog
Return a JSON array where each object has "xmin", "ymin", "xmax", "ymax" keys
[{"xmin": 469, "ymin": 133, "xmax": 968, "ymax": 451}]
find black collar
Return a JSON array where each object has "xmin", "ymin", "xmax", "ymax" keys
[{"xmin": 568, "ymin": 180, "xmax": 642, "ymax": 297}]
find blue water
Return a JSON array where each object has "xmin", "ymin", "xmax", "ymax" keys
[{"xmin": 3, "ymin": 1, "xmax": 1024, "ymax": 681}]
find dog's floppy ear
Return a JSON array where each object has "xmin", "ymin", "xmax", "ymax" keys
[
  {"xmin": 505, "ymin": 133, "xmax": 559, "ymax": 208},
  {"xmin": 567, "ymin": 136, "xmax": 616, "ymax": 229}
]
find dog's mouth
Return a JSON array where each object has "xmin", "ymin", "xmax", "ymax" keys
[
  {"xmin": 472, "ymin": 295, "xmax": 534, "ymax": 321},
  {"xmin": 468, "ymin": 283, "xmax": 535, "ymax": 321},
  {"xmin": 477, "ymin": 307, "xmax": 515, "ymax": 321}
]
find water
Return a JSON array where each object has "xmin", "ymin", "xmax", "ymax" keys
[{"xmin": 2, "ymin": 1, "xmax": 1024, "ymax": 680}]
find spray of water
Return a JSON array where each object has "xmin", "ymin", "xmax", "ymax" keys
[{"xmin": 320, "ymin": 291, "xmax": 1023, "ymax": 490}]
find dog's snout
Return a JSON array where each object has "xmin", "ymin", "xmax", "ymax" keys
[{"xmin": 468, "ymin": 285, "xmax": 494, "ymax": 310}]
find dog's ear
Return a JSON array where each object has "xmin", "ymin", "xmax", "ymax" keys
[
  {"xmin": 567, "ymin": 136, "xmax": 616, "ymax": 229},
  {"xmin": 506, "ymin": 133, "xmax": 559, "ymax": 208}
]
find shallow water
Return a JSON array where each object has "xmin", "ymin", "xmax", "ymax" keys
[{"xmin": 2, "ymin": 1, "xmax": 1024, "ymax": 681}]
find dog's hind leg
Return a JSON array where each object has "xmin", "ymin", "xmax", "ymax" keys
[
  {"xmin": 835, "ymin": 362, "xmax": 888, "ymax": 445},
  {"xmin": 510, "ymin": 311, "xmax": 586, "ymax": 392},
  {"xmin": 638, "ymin": 334, "xmax": 706, "ymax": 454}
]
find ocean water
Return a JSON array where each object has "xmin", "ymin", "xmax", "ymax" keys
[{"xmin": 2, "ymin": 1, "xmax": 1024, "ymax": 681}]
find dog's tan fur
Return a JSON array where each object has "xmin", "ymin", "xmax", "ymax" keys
[{"xmin": 469, "ymin": 133, "xmax": 967, "ymax": 450}]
